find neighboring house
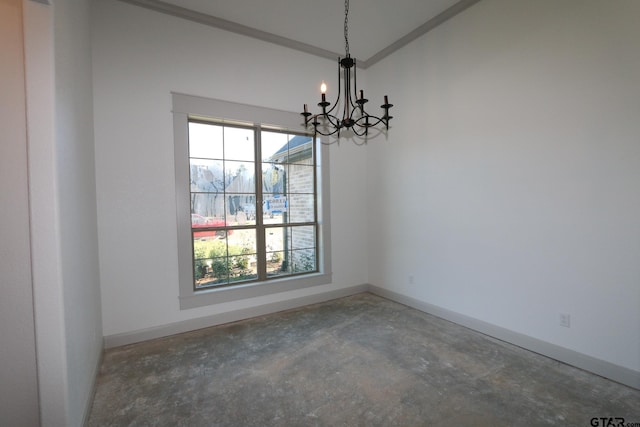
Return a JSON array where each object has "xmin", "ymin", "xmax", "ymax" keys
[{"xmin": 267, "ymin": 136, "xmax": 316, "ymax": 272}]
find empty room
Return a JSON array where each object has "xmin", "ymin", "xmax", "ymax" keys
[{"xmin": 2, "ymin": 0, "xmax": 639, "ymax": 426}]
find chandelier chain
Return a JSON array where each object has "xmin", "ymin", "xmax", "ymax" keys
[
  {"xmin": 344, "ymin": 0, "xmax": 350, "ymax": 56},
  {"xmin": 300, "ymin": 0, "xmax": 393, "ymax": 141}
]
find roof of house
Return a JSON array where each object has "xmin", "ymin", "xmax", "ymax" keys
[{"xmin": 274, "ymin": 135, "xmax": 313, "ymax": 155}]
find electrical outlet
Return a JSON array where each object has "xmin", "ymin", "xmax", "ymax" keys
[
  {"xmin": 559, "ymin": 313, "xmax": 571, "ymax": 328},
  {"xmin": 408, "ymin": 275, "xmax": 415, "ymax": 285}
]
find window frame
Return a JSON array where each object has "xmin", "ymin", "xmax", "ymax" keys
[{"xmin": 173, "ymin": 93, "xmax": 332, "ymax": 310}]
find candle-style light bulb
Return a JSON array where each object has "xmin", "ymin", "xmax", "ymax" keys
[{"xmin": 320, "ymin": 81, "xmax": 327, "ymax": 104}]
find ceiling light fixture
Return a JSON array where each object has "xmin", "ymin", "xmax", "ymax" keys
[{"xmin": 301, "ymin": 0, "xmax": 393, "ymax": 142}]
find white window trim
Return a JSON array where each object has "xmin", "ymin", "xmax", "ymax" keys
[{"xmin": 172, "ymin": 93, "xmax": 332, "ymax": 310}]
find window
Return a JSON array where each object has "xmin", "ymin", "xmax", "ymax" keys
[
  {"xmin": 173, "ymin": 94, "xmax": 331, "ymax": 309},
  {"xmin": 189, "ymin": 121, "xmax": 318, "ymax": 286}
]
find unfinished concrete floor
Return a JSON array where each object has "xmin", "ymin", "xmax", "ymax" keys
[{"xmin": 88, "ymin": 293, "xmax": 640, "ymax": 426}]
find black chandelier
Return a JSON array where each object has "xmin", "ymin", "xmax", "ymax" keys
[{"xmin": 301, "ymin": 0, "xmax": 393, "ymax": 141}]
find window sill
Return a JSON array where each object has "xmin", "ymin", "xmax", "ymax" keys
[{"xmin": 179, "ymin": 271, "xmax": 333, "ymax": 310}]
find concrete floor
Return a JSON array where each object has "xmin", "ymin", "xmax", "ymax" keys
[{"xmin": 88, "ymin": 293, "xmax": 640, "ymax": 426}]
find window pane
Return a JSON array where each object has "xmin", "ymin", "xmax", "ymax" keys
[
  {"xmin": 226, "ymin": 228, "xmax": 257, "ymax": 255},
  {"xmin": 265, "ymin": 226, "xmax": 289, "ymax": 276},
  {"xmin": 288, "ymin": 136, "xmax": 314, "ymax": 165},
  {"xmin": 288, "ymin": 164, "xmax": 314, "ymax": 194},
  {"xmin": 261, "ymin": 131, "xmax": 314, "ymax": 165},
  {"xmin": 193, "ymin": 237, "xmax": 229, "ymax": 287},
  {"xmin": 292, "ymin": 249, "xmax": 316, "ymax": 273},
  {"xmin": 228, "ymin": 255, "xmax": 258, "ymax": 283},
  {"xmin": 194, "ymin": 228, "xmax": 258, "ymax": 288},
  {"xmin": 227, "ymin": 228, "xmax": 258, "ymax": 283},
  {"xmin": 191, "ymin": 194, "xmax": 226, "ymax": 222},
  {"xmin": 266, "ymin": 251, "xmax": 292, "ymax": 277},
  {"xmin": 225, "ymin": 160, "xmax": 255, "ymax": 193},
  {"xmin": 265, "ymin": 226, "xmax": 285, "ymax": 253},
  {"xmin": 264, "ymin": 226, "xmax": 315, "ymax": 276},
  {"xmin": 261, "ymin": 131, "xmax": 289, "ymax": 162},
  {"xmin": 224, "ymin": 126, "xmax": 254, "ymax": 161},
  {"xmin": 243, "ymin": 200, "xmax": 257, "ymax": 224},
  {"xmin": 226, "ymin": 194, "xmax": 256, "ymax": 225},
  {"xmin": 189, "ymin": 122, "xmax": 223, "ymax": 159},
  {"xmin": 191, "ymin": 213, "xmax": 227, "ymax": 239},
  {"xmin": 190, "ymin": 159, "xmax": 224, "ymax": 193},
  {"xmin": 291, "ymin": 225, "xmax": 315, "ymax": 250},
  {"xmin": 262, "ymin": 163, "xmax": 286, "ymax": 194},
  {"xmin": 262, "ymin": 195, "xmax": 287, "ymax": 225},
  {"xmin": 194, "ymin": 257, "xmax": 229, "ymax": 287},
  {"xmin": 288, "ymin": 194, "xmax": 315, "ymax": 223}
]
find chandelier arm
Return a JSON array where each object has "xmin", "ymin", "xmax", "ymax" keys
[
  {"xmin": 331, "ymin": 56, "xmax": 344, "ymax": 116},
  {"xmin": 327, "ymin": 113, "xmax": 342, "ymax": 128},
  {"xmin": 351, "ymin": 127, "xmax": 368, "ymax": 137},
  {"xmin": 349, "ymin": 57, "xmax": 359, "ymax": 111},
  {"xmin": 314, "ymin": 126, "xmax": 342, "ymax": 137},
  {"xmin": 343, "ymin": 63, "xmax": 352, "ymax": 124},
  {"xmin": 314, "ymin": 112, "xmax": 341, "ymax": 128},
  {"xmin": 352, "ymin": 114, "xmax": 391, "ymax": 131},
  {"xmin": 310, "ymin": 112, "xmax": 342, "ymax": 136},
  {"xmin": 318, "ymin": 58, "xmax": 343, "ymax": 118},
  {"xmin": 322, "ymin": 100, "xmax": 340, "ymax": 118}
]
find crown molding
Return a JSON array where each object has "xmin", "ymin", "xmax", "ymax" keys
[
  {"xmin": 116, "ymin": 0, "xmax": 481, "ymax": 69},
  {"xmin": 362, "ymin": 0, "xmax": 482, "ymax": 68},
  {"xmin": 116, "ymin": 0, "xmax": 341, "ymax": 61}
]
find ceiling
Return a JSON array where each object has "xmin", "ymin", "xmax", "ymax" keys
[{"xmin": 119, "ymin": 0, "xmax": 481, "ymax": 68}]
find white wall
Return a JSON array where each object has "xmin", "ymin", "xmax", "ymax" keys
[
  {"xmin": 53, "ymin": 0, "xmax": 104, "ymax": 423},
  {"xmin": 0, "ymin": 0, "xmax": 40, "ymax": 424},
  {"xmin": 92, "ymin": 0, "xmax": 368, "ymax": 337},
  {"xmin": 367, "ymin": 0, "xmax": 640, "ymax": 376},
  {"xmin": 23, "ymin": 0, "xmax": 103, "ymax": 425}
]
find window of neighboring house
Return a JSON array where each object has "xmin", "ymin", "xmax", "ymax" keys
[{"xmin": 173, "ymin": 94, "xmax": 331, "ymax": 309}]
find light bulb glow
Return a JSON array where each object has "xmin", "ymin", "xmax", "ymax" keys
[{"xmin": 320, "ymin": 81, "xmax": 327, "ymax": 94}]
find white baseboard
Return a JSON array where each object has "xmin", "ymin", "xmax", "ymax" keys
[
  {"xmin": 102, "ymin": 282, "xmax": 639, "ymax": 390},
  {"xmin": 368, "ymin": 285, "xmax": 640, "ymax": 391},
  {"xmin": 103, "ymin": 284, "xmax": 369, "ymax": 349}
]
